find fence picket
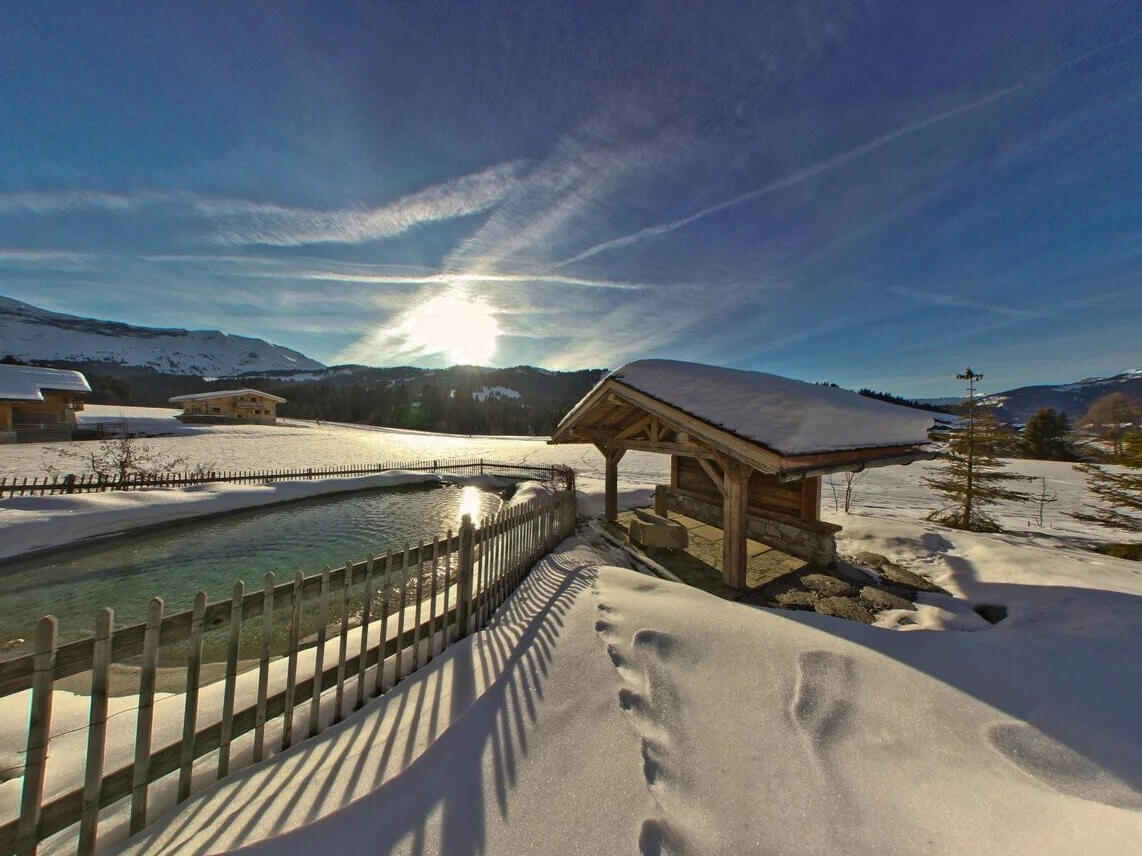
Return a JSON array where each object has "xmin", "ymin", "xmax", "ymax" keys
[
  {"xmin": 177, "ymin": 593, "xmax": 206, "ymax": 802},
  {"xmin": 77, "ymin": 609, "xmax": 112, "ymax": 856},
  {"xmin": 282, "ymin": 572, "xmax": 303, "ymax": 750},
  {"xmin": 377, "ymin": 551, "xmax": 393, "ymax": 695},
  {"xmin": 15, "ymin": 617, "xmax": 56, "ymax": 856},
  {"xmin": 253, "ymin": 573, "xmax": 275, "ymax": 763},
  {"xmin": 334, "ymin": 562, "xmax": 351, "ymax": 723},
  {"xmin": 412, "ymin": 541, "xmax": 424, "ymax": 671},
  {"xmin": 394, "ymin": 547, "xmax": 409, "ymax": 684},
  {"xmin": 428, "ymin": 537, "xmax": 439, "ymax": 660},
  {"xmin": 217, "ymin": 581, "xmax": 244, "ymax": 778},
  {"xmin": 129, "ymin": 598, "xmax": 164, "ymax": 834},
  {"xmin": 356, "ymin": 556, "xmax": 375, "ymax": 708},
  {"xmin": 308, "ymin": 569, "xmax": 331, "ymax": 738},
  {"xmin": 442, "ymin": 531, "xmax": 453, "ymax": 648}
]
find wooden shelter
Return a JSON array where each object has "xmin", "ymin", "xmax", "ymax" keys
[{"xmin": 550, "ymin": 360, "xmax": 934, "ymax": 589}]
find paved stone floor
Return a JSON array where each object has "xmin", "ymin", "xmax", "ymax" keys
[{"xmin": 614, "ymin": 509, "xmax": 808, "ymax": 599}]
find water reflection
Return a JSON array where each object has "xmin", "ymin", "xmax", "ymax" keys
[
  {"xmin": 458, "ymin": 485, "xmax": 484, "ymax": 525},
  {"xmin": 0, "ymin": 484, "xmax": 504, "ymax": 654}
]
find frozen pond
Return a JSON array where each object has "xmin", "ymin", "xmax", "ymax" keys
[{"xmin": 0, "ymin": 482, "xmax": 503, "ymax": 656}]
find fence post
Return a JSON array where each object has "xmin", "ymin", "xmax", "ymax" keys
[
  {"xmin": 456, "ymin": 515, "xmax": 475, "ymax": 638},
  {"xmin": 15, "ymin": 616, "xmax": 57, "ymax": 856}
]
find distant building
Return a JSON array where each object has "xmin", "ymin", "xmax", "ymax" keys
[
  {"xmin": 0, "ymin": 364, "xmax": 92, "ymax": 443},
  {"xmin": 169, "ymin": 388, "xmax": 286, "ymax": 425}
]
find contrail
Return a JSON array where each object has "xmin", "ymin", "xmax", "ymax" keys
[
  {"xmin": 556, "ymin": 83, "xmax": 1028, "ymax": 267},
  {"xmin": 556, "ymin": 30, "xmax": 1139, "ymax": 268}
]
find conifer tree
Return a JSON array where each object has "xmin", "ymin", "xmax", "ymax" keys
[
  {"xmin": 923, "ymin": 368, "xmax": 1032, "ymax": 531},
  {"xmin": 1071, "ymin": 430, "xmax": 1141, "ymax": 532},
  {"xmin": 1021, "ymin": 408, "xmax": 1073, "ymax": 460}
]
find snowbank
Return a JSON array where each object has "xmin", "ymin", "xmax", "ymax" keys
[
  {"xmin": 112, "ymin": 533, "xmax": 1142, "ymax": 856},
  {"xmin": 76, "ymin": 404, "xmax": 201, "ymax": 437},
  {"xmin": 598, "ymin": 359, "xmax": 934, "ymax": 454}
]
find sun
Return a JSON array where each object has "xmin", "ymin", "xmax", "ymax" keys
[{"xmin": 405, "ymin": 293, "xmax": 500, "ymax": 365}]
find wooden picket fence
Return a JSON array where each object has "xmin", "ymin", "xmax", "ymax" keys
[
  {"xmin": 0, "ymin": 486, "xmax": 577, "ymax": 855},
  {"xmin": 0, "ymin": 458, "xmax": 573, "ymax": 498}
]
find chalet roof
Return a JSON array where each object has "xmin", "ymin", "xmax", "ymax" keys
[
  {"xmin": 552, "ymin": 360, "xmax": 934, "ymax": 470},
  {"xmin": 0, "ymin": 364, "xmax": 92, "ymax": 402},
  {"xmin": 169, "ymin": 388, "xmax": 286, "ymax": 404}
]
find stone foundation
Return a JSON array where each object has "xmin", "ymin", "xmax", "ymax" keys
[{"xmin": 661, "ymin": 486, "xmax": 839, "ymax": 569}]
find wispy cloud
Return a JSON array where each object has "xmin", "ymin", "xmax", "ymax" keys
[
  {"xmin": 556, "ymin": 84, "xmax": 1033, "ymax": 267},
  {"xmin": 143, "ymin": 253, "xmax": 649, "ymax": 290},
  {"xmin": 0, "ymin": 191, "xmax": 164, "ymax": 215},
  {"xmin": 205, "ymin": 161, "xmax": 527, "ymax": 246},
  {"xmin": 0, "ymin": 161, "xmax": 528, "ymax": 248}
]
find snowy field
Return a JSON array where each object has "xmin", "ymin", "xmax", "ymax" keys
[{"xmin": 0, "ymin": 411, "xmax": 1139, "ymax": 854}]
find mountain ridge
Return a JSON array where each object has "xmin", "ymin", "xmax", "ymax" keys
[{"xmin": 0, "ymin": 294, "xmax": 325, "ymax": 376}]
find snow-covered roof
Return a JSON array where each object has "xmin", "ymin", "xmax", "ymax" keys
[
  {"xmin": 0, "ymin": 364, "xmax": 92, "ymax": 401},
  {"xmin": 169, "ymin": 388, "xmax": 287, "ymax": 404},
  {"xmin": 563, "ymin": 359, "xmax": 934, "ymax": 456}
]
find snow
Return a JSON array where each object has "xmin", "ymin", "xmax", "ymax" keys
[
  {"xmin": 0, "ymin": 365, "xmax": 91, "ymax": 401},
  {"xmin": 586, "ymin": 359, "xmax": 934, "ymax": 455},
  {"xmin": 109, "ymin": 523, "xmax": 1142, "ymax": 856},
  {"xmin": 471, "ymin": 386, "xmax": 521, "ymax": 401},
  {"xmin": 75, "ymin": 404, "xmax": 200, "ymax": 436},
  {"xmin": 0, "ymin": 295, "xmax": 324, "ymax": 376},
  {"xmin": 2, "ymin": 422, "xmax": 1141, "ymax": 854}
]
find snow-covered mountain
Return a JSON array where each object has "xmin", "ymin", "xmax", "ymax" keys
[
  {"xmin": 0, "ymin": 295, "xmax": 324, "ymax": 376},
  {"xmin": 966, "ymin": 370, "xmax": 1141, "ymax": 424}
]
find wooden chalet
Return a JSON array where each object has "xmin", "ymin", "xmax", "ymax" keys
[
  {"xmin": 0, "ymin": 364, "xmax": 91, "ymax": 443},
  {"xmin": 550, "ymin": 360, "xmax": 935, "ymax": 589},
  {"xmin": 170, "ymin": 388, "xmax": 285, "ymax": 425}
]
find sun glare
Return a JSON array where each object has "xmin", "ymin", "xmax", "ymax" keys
[{"xmin": 406, "ymin": 293, "xmax": 500, "ymax": 365}]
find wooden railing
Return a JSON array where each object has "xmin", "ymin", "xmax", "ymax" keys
[
  {"xmin": 1, "ymin": 486, "xmax": 577, "ymax": 855},
  {"xmin": 0, "ymin": 458, "xmax": 574, "ymax": 498}
]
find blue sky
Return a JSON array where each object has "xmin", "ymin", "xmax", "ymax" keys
[{"xmin": 1, "ymin": 1, "xmax": 1139, "ymax": 396}]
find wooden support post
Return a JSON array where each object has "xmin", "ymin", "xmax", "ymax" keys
[
  {"xmin": 16, "ymin": 616, "xmax": 57, "ymax": 856},
  {"xmin": 721, "ymin": 462, "xmax": 751, "ymax": 590},
  {"xmin": 654, "ymin": 484, "xmax": 667, "ymax": 517},
  {"xmin": 801, "ymin": 476, "xmax": 821, "ymax": 523},
  {"xmin": 596, "ymin": 443, "xmax": 626, "ymax": 523},
  {"xmin": 456, "ymin": 514, "xmax": 475, "ymax": 637},
  {"xmin": 78, "ymin": 608, "xmax": 112, "ymax": 856},
  {"xmin": 130, "ymin": 598, "xmax": 163, "ymax": 835}
]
